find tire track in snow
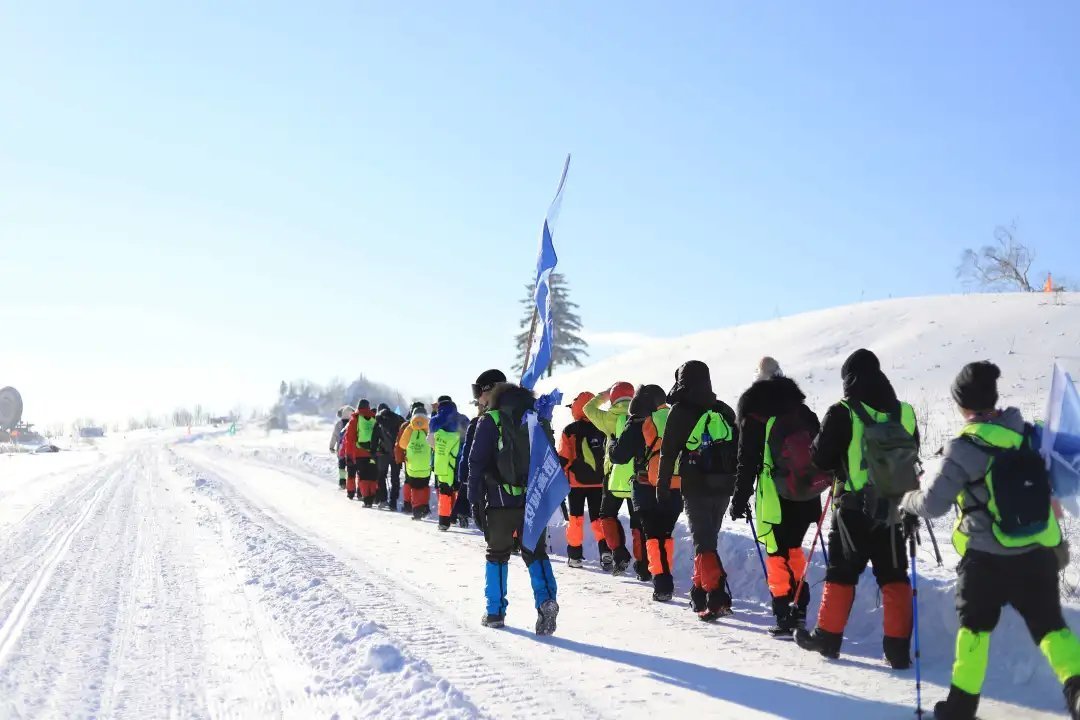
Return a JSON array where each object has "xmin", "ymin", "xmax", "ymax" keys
[
  {"xmin": 174, "ymin": 448, "xmax": 579, "ymax": 720},
  {"xmin": 0, "ymin": 461, "xmax": 115, "ymax": 665}
]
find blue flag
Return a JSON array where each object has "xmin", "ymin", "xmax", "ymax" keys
[
  {"xmin": 521, "ymin": 154, "xmax": 571, "ymax": 391},
  {"xmin": 1039, "ymin": 362, "xmax": 1080, "ymax": 515},
  {"xmin": 522, "ymin": 390, "xmax": 570, "ymax": 552}
]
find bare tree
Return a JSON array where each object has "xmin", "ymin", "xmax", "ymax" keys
[{"xmin": 957, "ymin": 223, "xmax": 1036, "ymax": 292}]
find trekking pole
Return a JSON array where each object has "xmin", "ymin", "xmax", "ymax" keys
[
  {"xmin": 791, "ymin": 486, "xmax": 834, "ymax": 611},
  {"xmin": 909, "ymin": 530, "xmax": 924, "ymax": 718},
  {"xmin": 923, "ymin": 518, "xmax": 943, "ymax": 567},
  {"xmin": 746, "ymin": 510, "xmax": 769, "ymax": 589},
  {"xmin": 559, "ymin": 499, "xmax": 570, "ymax": 522}
]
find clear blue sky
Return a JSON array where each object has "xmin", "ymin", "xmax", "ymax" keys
[{"xmin": 3, "ymin": 1, "xmax": 1079, "ymax": 425}]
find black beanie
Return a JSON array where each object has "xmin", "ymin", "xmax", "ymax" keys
[
  {"xmin": 951, "ymin": 361, "xmax": 1001, "ymax": 411},
  {"xmin": 357, "ymin": 399, "xmax": 370, "ymax": 410},
  {"xmin": 376, "ymin": 403, "xmax": 389, "ymax": 413},
  {"xmin": 437, "ymin": 395, "xmax": 453, "ymax": 405}
]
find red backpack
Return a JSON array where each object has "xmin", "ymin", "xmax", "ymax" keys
[{"xmin": 766, "ymin": 410, "xmax": 832, "ymax": 501}]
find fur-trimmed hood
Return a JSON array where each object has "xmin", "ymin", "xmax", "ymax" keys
[{"xmin": 737, "ymin": 376, "xmax": 806, "ymax": 422}]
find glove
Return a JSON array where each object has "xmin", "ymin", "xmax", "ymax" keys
[
  {"xmin": 656, "ymin": 485, "xmax": 671, "ymax": 504},
  {"xmin": 1056, "ymin": 541, "xmax": 1071, "ymax": 571},
  {"xmin": 472, "ymin": 504, "xmax": 487, "ymax": 532},
  {"xmin": 729, "ymin": 497, "xmax": 750, "ymax": 521},
  {"xmin": 901, "ymin": 511, "xmax": 921, "ymax": 539}
]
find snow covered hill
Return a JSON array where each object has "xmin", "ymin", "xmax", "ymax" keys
[{"xmin": 544, "ymin": 292, "xmax": 1080, "ymax": 449}]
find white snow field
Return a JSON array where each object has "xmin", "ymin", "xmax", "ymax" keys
[{"xmin": 0, "ymin": 292, "xmax": 1077, "ymax": 719}]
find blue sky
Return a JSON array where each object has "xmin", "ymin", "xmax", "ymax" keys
[{"xmin": 3, "ymin": 1, "xmax": 1079, "ymax": 425}]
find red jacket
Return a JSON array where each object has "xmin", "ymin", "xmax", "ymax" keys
[{"xmin": 343, "ymin": 408, "xmax": 377, "ymax": 460}]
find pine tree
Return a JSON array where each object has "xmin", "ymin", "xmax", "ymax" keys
[{"xmin": 514, "ymin": 272, "xmax": 588, "ymax": 376}]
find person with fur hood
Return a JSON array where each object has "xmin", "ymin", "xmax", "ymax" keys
[
  {"xmin": 343, "ymin": 400, "xmax": 379, "ymax": 504},
  {"xmin": 731, "ymin": 357, "xmax": 827, "ymax": 637},
  {"xmin": 795, "ymin": 349, "xmax": 919, "ymax": 669},
  {"xmin": 657, "ymin": 361, "xmax": 739, "ymax": 621},
  {"xmin": 329, "ymin": 405, "xmax": 353, "ymax": 490},
  {"xmin": 429, "ymin": 395, "xmax": 469, "ymax": 531},
  {"xmin": 467, "ymin": 372, "xmax": 559, "ymax": 635}
]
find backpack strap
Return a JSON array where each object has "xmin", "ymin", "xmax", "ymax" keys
[{"xmin": 847, "ymin": 400, "xmax": 880, "ymax": 426}]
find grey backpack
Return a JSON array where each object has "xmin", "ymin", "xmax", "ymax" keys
[{"xmin": 848, "ymin": 401, "xmax": 919, "ymax": 500}]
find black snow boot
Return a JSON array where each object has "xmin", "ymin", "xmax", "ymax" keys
[
  {"xmin": 652, "ymin": 590, "xmax": 673, "ymax": 602},
  {"xmin": 535, "ymin": 599, "xmax": 559, "ymax": 636},
  {"xmin": 437, "ymin": 524, "xmax": 449, "ymax": 532},
  {"xmin": 795, "ymin": 627, "xmax": 843, "ymax": 659},
  {"xmin": 402, "ymin": 501, "xmax": 412, "ymax": 514},
  {"xmin": 600, "ymin": 551, "xmax": 614, "ymax": 573},
  {"xmin": 339, "ymin": 479, "xmax": 347, "ymax": 489},
  {"xmin": 768, "ymin": 606, "xmax": 795, "ymax": 638},
  {"xmin": 933, "ymin": 685, "xmax": 980, "ymax": 720},
  {"xmin": 457, "ymin": 515, "xmax": 470, "ymax": 529},
  {"xmin": 633, "ymin": 560, "xmax": 652, "ymax": 583},
  {"xmin": 481, "ymin": 613, "xmax": 505, "ymax": 629},
  {"xmin": 1065, "ymin": 676, "xmax": 1080, "ymax": 720},
  {"xmin": 689, "ymin": 586, "xmax": 707, "ymax": 613},
  {"xmin": 346, "ymin": 491, "xmax": 355, "ymax": 501},
  {"xmin": 883, "ymin": 636, "xmax": 911, "ymax": 670}
]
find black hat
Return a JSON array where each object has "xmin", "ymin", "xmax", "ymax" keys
[
  {"xmin": 357, "ymin": 399, "xmax": 371, "ymax": 410},
  {"xmin": 952, "ymin": 361, "xmax": 1000, "ymax": 411},
  {"xmin": 472, "ymin": 369, "xmax": 507, "ymax": 399},
  {"xmin": 437, "ymin": 395, "xmax": 453, "ymax": 405},
  {"xmin": 410, "ymin": 401, "xmax": 426, "ymax": 411},
  {"xmin": 629, "ymin": 384, "xmax": 667, "ymax": 417},
  {"xmin": 376, "ymin": 402, "xmax": 389, "ymax": 413}
]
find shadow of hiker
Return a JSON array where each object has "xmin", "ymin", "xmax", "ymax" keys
[{"xmin": 504, "ymin": 628, "xmax": 911, "ymax": 719}]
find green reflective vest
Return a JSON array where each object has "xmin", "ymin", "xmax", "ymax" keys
[
  {"xmin": 405, "ymin": 426, "xmax": 432, "ymax": 478},
  {"xmin": 608, "ymin": 413, "xmax": 635, "ymax": 498},
  {"xmin": 754, "ymin": 416, "xmax": 785, "ymax": 553},
  {"xmin": 488, "ymin": 410, "xmax": 525, "ymax": 497},
  {"xmin": 355, "ymin": 415, "xmax": 375, "ymax": 448},
  {"xmin": 952, "ymin": 422, "xmax": 1062, "ymax": 556},
  {"xmin": 434, "ymin": 428, "xmax": 460, "ymax": 484},
  {"xmin": 840, "ymin": 400, "xmax": 917, "ymax": 492}
]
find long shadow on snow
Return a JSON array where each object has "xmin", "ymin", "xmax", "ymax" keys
[{"xmin": 506, "ymin": 628, "xmax": 908, "ymax": 719}]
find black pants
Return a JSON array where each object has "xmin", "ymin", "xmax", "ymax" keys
[
  {"xmin": 634, "ymin": 484, "xmax": 683, "ymax": 594},
  {"xmin": 771, "ymin": 497, "xmax": 821, "ymax": 554},
  {"xmin": 375, "ymin": 454, "xmax": 401, "ymax": 505},
  {"xmin": 683, "ymin": 491, "xmax": 730, "ymax": 555},
  {"xmin": 568, "ymin": 486, "xmax": 603, "ymax": 520},
  {"xmin": 486, "ymin": 507, "xmax": 546, "ymax": 565},
  {"xmin": 958, "ymin": 548, "xmax": 1066, "ymax": 640},
  {"xmin": 825, "ymin": 508, "xmax": 908, "ymax": 587},
  {"xmin": 599, "ymin": 491, "xmax": 642, "ymax": 563}
]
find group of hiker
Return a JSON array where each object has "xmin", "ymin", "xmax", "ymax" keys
[{"xmin": 330, "ymin": 351, "xmax": 1080, "ymax": 720}]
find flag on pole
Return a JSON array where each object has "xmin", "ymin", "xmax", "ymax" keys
[
  {"xmin": 522, "ymin": 390, "xmax": 570, "ymax": 552},
  {"xmin": 1040, "ymin": 362, "xmax": 1080, "ymax": 514},
  {"xmin": 520, "ymin": 154, "xmax": 571, "ymax": 391}
]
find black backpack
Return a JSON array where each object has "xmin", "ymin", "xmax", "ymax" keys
[
  {"xmin": 494, "ymin": 407, "xmax": 532, "ymax": 488},
  {"xmin": 966, "ymin": 424, "xmax": 1052, "ymax": 540},
  {"xmin": 768, "ymin": 410, "xmax": 832, "ymax": 502},
  {"xmin": 573, "ymin": 429, "xmax": 606, "ymax": 486}
]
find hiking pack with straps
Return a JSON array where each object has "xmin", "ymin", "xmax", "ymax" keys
[
  {"xmin": 572, "ymin": 431, "xmax": 605, "ymax": 486},
  {"xmin": 493, "ymin": 408, "xmax": 532, "ymax": 489},
  {"xmin": 848, "ymin": 401, "xmax": 920, "ymax": 499},
  {"xmin": 963, "ymin": 423, "xmax": 1052, "ymax": 541},
  {"xmin": 683, "ymin": 410, "xmax": 738, "ymax": 476},
  {"xmin": 767, "ymin": 410, "xmax": 832, "ymax": 501}
]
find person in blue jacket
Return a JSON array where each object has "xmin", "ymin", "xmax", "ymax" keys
[{"xmin": 467, "ymin": 368, "xmax": 559, "ymax": 635}]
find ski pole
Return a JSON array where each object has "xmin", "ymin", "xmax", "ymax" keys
[
  {"xmin": 791, "ymin": 486, "xmax": 834, "ymax": 611},
  {"xmin": 909, "ymin": 531, "xmax": 924, "ymax": 719},
  {"xmin": 560, "ymin": 499, "xmax": 570, "ymax": 522},
  {"xmin": 746, "ymin": 510, "xmax": 770, "ymax": 590},
  {"xmin": 923, "ymin": 517, "xmax": 943, "ymax": 567}
]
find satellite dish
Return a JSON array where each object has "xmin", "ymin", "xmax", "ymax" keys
[{"xmin": 0, "ymin": 387, "xmax": 24, "ymax": 430}]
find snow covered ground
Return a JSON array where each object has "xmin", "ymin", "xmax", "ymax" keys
[{"xmin": 0, "ymin": 292, "xmax": 1077, "ymax": 718}]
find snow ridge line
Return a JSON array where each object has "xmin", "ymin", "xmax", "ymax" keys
[
  {"xmin": 0, "ymin": 460, "xmax": 117, "ymax": 666},
  {"xmin": 172, "ymin": 451, "xmax": 486, "ymax": 720}
]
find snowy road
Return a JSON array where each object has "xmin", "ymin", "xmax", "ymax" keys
[{"xmin": 0, "ymin": 433, "xmax": 1067, "ymax": 719}]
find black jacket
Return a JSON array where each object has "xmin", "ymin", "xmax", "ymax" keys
[
  {"xmin": 812, "ymin": 349, "xmax": 919, "ymax": 478},
  {"xmin": 372, "ymin": 408, "xmax": 405, "ymax": 458},
  {"xmin": 657, "ymin": 398, "xmax": 737, "ymax": 497},
  {"xmin": 733, "ymin": 376, "xmax": 820, "ymax": 509}
]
